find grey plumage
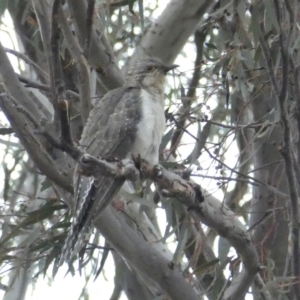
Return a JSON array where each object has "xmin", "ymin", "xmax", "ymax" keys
[{"xmin": 59, "ymin": 57, "xmax": 178, "ymax": 264}]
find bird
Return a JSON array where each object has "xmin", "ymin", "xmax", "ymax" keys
[{"xmin": 59, "ymin": 57, "xmax": 178, "ymax": 264}]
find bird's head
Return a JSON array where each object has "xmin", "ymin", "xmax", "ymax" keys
[{"xmin": 125, "ymin": 57, "xmax": 178, "ymax": 91}]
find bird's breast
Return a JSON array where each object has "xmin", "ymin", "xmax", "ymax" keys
[{"xmin": 130, "ymin": 89, "xmax": 166, "ymax": 165}]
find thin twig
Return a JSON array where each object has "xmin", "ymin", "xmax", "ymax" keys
[
  {"xmin": 4, "ymin": 47, "xmax": 49, "ymax": 81},
  {"xmin": 84, "ymin": 0, "xmax": 95, "ymax": 59},
  {"xmin": 16, "ymin": 74, "xmax": 80, "ymax": 101},
  {"xmin": 204, "ymin": 146, "xmax": 287, "ymax": 199},
  {"xmin": 50, "ymin": 0, "xmax": 65, "ymax": 112},
  {"xmin": 259, "ymin": 25, "xmax": 280, "ymax": 95},
  {"xmin": 170, "ymin": 29, "xmax": 206, "ymax": 156}
]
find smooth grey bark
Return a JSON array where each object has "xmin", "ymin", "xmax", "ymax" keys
[
  {"xmin": 250, "ymin": 93, "xmax": 289, "ymax": 276},
  {"xmin": 248, "ymin": 4, "xmax": 290, "ymax": 280},
  {"xmin": 7, "ymin": 0, "xmax": 49, "ymax": 84},
  {"xmin": 128, "ymin": 0, "xmax": 215, "ymax": 67},
  {"xmin": 95, "ymin": 206, "xmax": 200, "ymax": 300},
  {"xmin": 65, "ymin": 0, "xmax": 124, "ymax": 90},
  {"xmin": 112, "ymin": 252, "xmax": 156, "ymax": 300}
]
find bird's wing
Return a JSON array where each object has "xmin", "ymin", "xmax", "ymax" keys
[{"xmin": 60, "ymin": 86, "xmax": 141, "ymax": 263}]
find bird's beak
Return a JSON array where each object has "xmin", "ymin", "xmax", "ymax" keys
[{"xmin": 164, "ymin": 64, "xmax": 179, "ymax": 73}]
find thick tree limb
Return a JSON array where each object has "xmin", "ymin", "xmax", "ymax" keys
[
  {"xmin": 0, "ymin": 94, "xmax": 72, "ymax": 194},
  {"xmin": 0, "ymin": 42, "xmax": 41, "ymax": 119},
  {"xmin": 66, "ymin": 0, "xmax": 124, "ymax": 90},
  {"xmin": 95, "ymin": 206, "xmax": 200, "ymax": 300},
  {"xmin": 0, "ymin": 42, "xmax": 73, "ymax": 192},
  {"xmin": 88, "ymin": 155, "xmax": 259, "ymax": 300},
  {"xmin": 111, "ymin": 252, "xmax": 157, "ymax": 300},
  {"xmin": 129, "ymin": 0, "xmax": 214, "ymax": 66}
]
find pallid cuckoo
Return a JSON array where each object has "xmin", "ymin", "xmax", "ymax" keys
[{"xmin": 60, "ymin": 57, "xmax": 178, "ymax": 264}]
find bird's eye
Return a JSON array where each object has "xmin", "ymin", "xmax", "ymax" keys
[{"xmin": 146, "ymin": 66, "xmax": 155, "ymax": 72}]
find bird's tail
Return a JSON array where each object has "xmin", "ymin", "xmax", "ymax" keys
[
  {"xmin": 58, "ymin": 176, "xmax": 124, "ymax": 265},
  {"xmin": 58, "ymin": 176, "xmax": 95, "ymax": 265}
]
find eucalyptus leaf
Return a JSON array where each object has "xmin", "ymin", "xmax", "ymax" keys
[
  {"xmin": 94, "ymin": 246, "xmax": 110, "ymax": 279},
  {"xmin": 0, "ymin": 203, "xmax": 65, "ymax": 248},
  {"xmin": 205, "ymin": 42, "xmax": 218, "ymax": 50},
  {"xmin": 264, "ymin": 0, "xmax": 280, "ymax": 32},
  {"xmin": 218, "ymin": 236, "xmax": 231, "ymax": 264}
]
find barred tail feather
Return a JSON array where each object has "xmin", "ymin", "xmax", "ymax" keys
[
  {"xmin": 59, "ymin": 176, "xmax": 124, "ymax": 265},
  {"xmin": 58, "ymin": 176, "xmax": 94, "ymax": 265}
]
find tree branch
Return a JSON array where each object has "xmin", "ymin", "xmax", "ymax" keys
[
  {"xmin": 16, "ymin": 74, "xmax": 80, "ymax": 101},
  {"xmin": 58, "ymin": 4, "xmax": 91, "ymax": 124},
  {"xmin": 31, "ymin": 0, "xmax": 54, "ymax": 99},
  {"xmin": 0, "ymin": 94, "xmax": 72, "ymax": 193},
  {"xmin": 84, "ymin": 0, "xmax": 95, "ymax": 59},
  {"xmin": 260, "ymin": 1, "xmax": 300, "ymax": 294},
  {"xmin": 95, "ymin": 206, "xmax": 200, "ymax": 300},
  {"xmin": 66, "ymin": 0, "xmax": 124, "ymax": 90},
  {"xmin": 4, "ymin": 47, "xmax": 49, "ymax": 81},
  {"xmin": 128, "ymin": 0, "xmax": 214, "ymax": 66},
  {"xmin": 0, "ymin": 42, "xmax": 41, "ymax": 119}
]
